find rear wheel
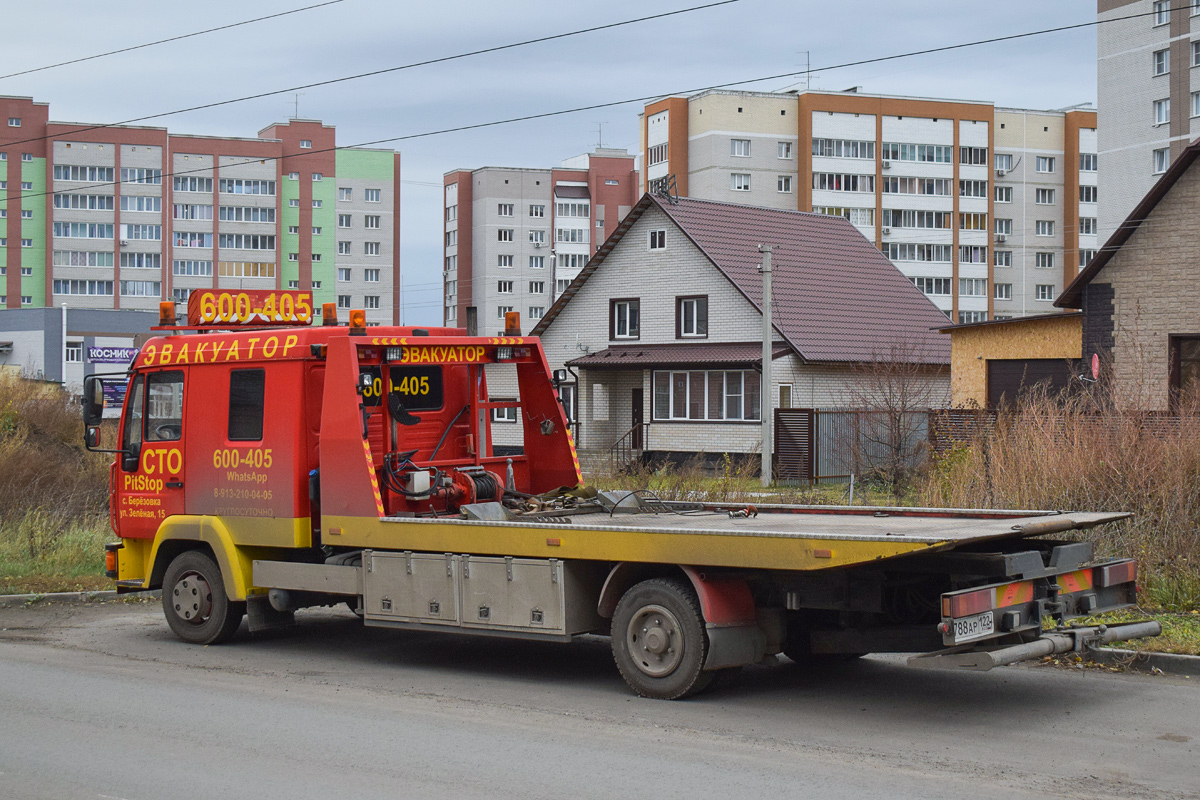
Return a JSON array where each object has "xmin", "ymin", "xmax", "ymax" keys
[
  {"xmin": 611, "ymin": 577, "xmax": 715, "ymax": 699},
  {"xmin": 162, "ymin": 550, "xmax": 244, "ymax": 645}
]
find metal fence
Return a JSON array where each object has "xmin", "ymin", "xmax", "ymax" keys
[{"xmin": 774, "ymin": 408, "xmax": 929, "ymax": 484}]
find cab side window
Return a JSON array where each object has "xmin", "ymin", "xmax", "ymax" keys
[
  {"xmin": 228, "ymin": 369, "xmax": 265, "ymax": 441},
  {"xmin": 121, "ymin": 375, "xmax": 145, "ymax": 454},
  {"xmin": 146, "ymin": 372, "xmax": 184, "ymax": 442}
]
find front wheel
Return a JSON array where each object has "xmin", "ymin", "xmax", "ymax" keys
[
  {"xmin": 162, "ymin": 550, "xmax": 245, "ymax": 645},
  {"xmin": 611, "ymin": 577, "xmax": 715, "ymax": 699}
]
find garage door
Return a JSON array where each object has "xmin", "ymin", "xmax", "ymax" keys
[{"xmin": 987, "ymin": 359, "xmax": 1076, "ymax": 409}]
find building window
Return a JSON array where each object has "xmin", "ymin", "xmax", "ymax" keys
[
  {"xmin": 289, "ymin": 225, "xmax": 301, "ymax": 235},
  {"xmin": 172, "ymin": 259, "xmax": 211, "ymax": 276},
  {"xmin": 528, "ymin": 281, "xmax": 545, "ymax": 294},
  {"xmin": 364, "ymin": 268, "xmax": 380, "ymax": 282},
  {"xmin": 731, "ymin": 139, "xmax": 751, "ymax": 157},
  {"xmin": 994, "ymin": 186, "xmax": 1012, "ymax": 203},
  {"xmin": 529, "ymin": 255, "xmax": 545, "ymax": 269},
  {"xmin": 8, "ymin": 118, "xmax": 20, "ymax": 127},
  {"xmin": 649, "ymin": 230, "xmax": 666, "ymax": 250},
  {"xmin": 364, "ymin": 296, "xmax": 379, "ymax": 309},
  {"xmin": 288, "ymin": 253, "xmax": 298, "ymax": 262},
  {"xmin": 498, "ymin": 280, "xmax": 513, "ymax": 294},
  {"xmin": 496, "ymin": 305, "xmax": 513, "ymax": 319},
  {"xmin": 312, "ymin": 173, "xmax": 323, "ymax": 182},
  {"xmin": 1035, "ymin": 284, "xmax": 1055, "ymax": 301},
  {"xmin": 1035, "ymin": 156, "xmax": 1055, "ymax": 173},
  {"xmin": 312, "ymin": 226, "xmax": 322, "ymax": 235},
  {"xmin": 364, "ymin": 215, "xmax": 380, "ymax": 229},
  {"xmin": 20, "ymin": 209, "xmax": 32, "ymax": 219},
  {"xmin": 1080, "ymin": 153, "xmax": 1098, "ymax": 171},
  {"xmin": 498, "ymin": 203, "xmax": 514, "ymax": 216},
  {"xmin": 1079, "ymin": 249, "xmax": 1097, "ymax": 268},
  {"xmin": 528, "ymin": 306, "xmax": 545, "ymax": 320},
  {"xmin": 20, "ymin": 267, "xmax": 32, "ymax": 275},
  {"xmin": 529, "ymin": 229, "xmax": 546, "ymax": 244},
  {"xmin": 1192, "ymin": 91, "xmax": 1200, "ymax": 118},
  {"xmin": 652, "ymin": 370, "xmax": 760, "ymax": 421},
  {"xmin": 648, "ymin": 143, "xmax": 668, "ymax": 165},
  {"xmin": 529, "ymin": 204, "xmax": 545, "ymax": 217},
  {"xmin": 1154, "ymin": 147, "xmax": 1170, "ymax": 173},
  {"xmin": 364, "ymin": 189, "xmax": 380, "ymax": 203},
  {"xmin": 960, "ymin": 245, "xmax": 988, "ymax": 264},
  {"xmin": 777, "ymin": 175, "xmax": 793, "ymax": 193},
  {"xmin": 300, "ymin": 139, "xmax": 312, "ymax": 148},
  {"xmin": 337, "ymin": 295, "xmax": 351, "ymax": 309},
  {"xmin": 1193, "ymin": 39, "xmax": 1200, "ymax": 67},
  {"xmin": 814, "ymin": 139, "xmax": 875, "ymax": 159},
  {"xmin": 556, "ymin": 278, "xmax": 571, "ymax": 293},
  {"xmin": 1035, "ymin": 252, "xmax": 1055, "ymax": 269},
  {"xmin": 289, "ymin": 172, "xmax": 299, "ymax": 181},
  {"xmin": 363, "ymin": 241, "xmax": 379, "ymax": 256},
  {"xmin": 959, "ymin": 278, "xmax": 987, "ymax": 297},
  {"xmin": 498, "ymin": 228, "xmax": 513, "ymax": 242},
  {"xmin": 21, "ymin": 153, "xmax": 32, "ymax": 162},
  {"xmin": 64, "ymin": 342, "xmax": 84, "ymax": 363},
  {"xmin": 337, "ymin": 241, "xmax": 351, "ymax": 255},
  {"xmin": 731, "ymin": 173, "xmax": 751, "ymax": 191},
  {"xmin": 814, "ymin": 173, "xmax": 875, "ymax": 192},
  {"xmin": 21, "ymin": 296, "xmax": 33, "ymax": 305},
  {"xmin": 337, "ymin": 268, "xmax": 351, "ymax": 281},
  {"xmin": 289, "ymin": 199, "xmax": 300, "ymax": 208},
  {"xmin": 959, "ymin": 213, "xmax": 988, "ymax": 231},
  {"xmin": 958, "ymin": 311, "xmax": 987, "ymax": 324},
  {"xmin": 959, "ymin": 147, "xmax": 988, "ymax": 166},
  {"xmin": 1154, "ymin": 48, "xmax": 1171, "ymax": 76},
  {"xmin": 887, "ymin": 244, "xmax": 952, "ymax": 263},
  {"xmin": 1035, "ymin": 220, "xmax": 1055, "ymax": 236},
  {"xmin": 1154, "ymin": 98, "xmax": 1171, "ymax": 125},
  {"xmin": 1035, "ymin": 188, "xmax": 1055, "ymax": 205},
  {"xmin": 677, "ymin": 296, "xmax": 708, "ymax": 338},
  {"xmin": 339, "ymin": 187, "xmax": 352, "ymax": 201},
  {"xmin": 778, "ymin": 141, "xmax": 793, "ymax": 159},
  {"xmin": 557, "ymin": 201, "xmax": 589, "ymax": 217},
  {"xmin": 995, "ymin": 218, "xmax": 1012, "ymax": 235},
  {"xmin": 1154, "ymin": 0, "xmax": 1170, "ymax": 25},
  {"xmin": 1080, "ymin": 185, "xmax": 1098, "ymax": 203},
  {"xmin": 338, "ymin": 214, "xmax": 351, "ymax": 228},
  {"xmin": 994, "ymin": 153, "xmax": 1013, "ymax": 171},
  {"xmin": 312, "ymin": 200, "xmax": 322, "ymax": 208},
  {"xmin": 959, "ymin": 180, "xmax": 988, "ymax": 198},
  {"xmin": 994, "ymin": 250, "xmax": 1012, "ymax": 267},
  {"xmin": 611, "ymin": 299, "xmax": 640, "ymax": 340},
  {"xmin": 498, "ymin": 255, "xmax": 513, "ymax": 268},
  {"xmin": 20, "ymin": 182, "xmax": 32, "ymax": 190},
  {"xmin": 994, "ymin": 283, "xmax": 1012, "ymax": 301},
  {"xmin": 1080, "ymin": 218, "xmax": 1097, "ymax": 235},
  {"xmin": 1171, "ymin": 337, "xmax": 1200, "ymax": 407}
]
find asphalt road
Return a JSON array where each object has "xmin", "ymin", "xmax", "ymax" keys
[{"xmin": 0, "ymin": 601, "xmax": 1196, "ymax": 800}]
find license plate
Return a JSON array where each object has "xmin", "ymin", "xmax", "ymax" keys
[{"xmin": 951, "ymin": 611, "xmax": 994, "ymax": 643}]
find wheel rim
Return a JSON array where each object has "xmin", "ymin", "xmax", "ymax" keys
[
  {"xmin": 171, "ymin": 570, "xmax": 213, "ymax": 625},
  {"xmin": 626, "ymin": 603, "xmax": 684, "ymax": 677}
]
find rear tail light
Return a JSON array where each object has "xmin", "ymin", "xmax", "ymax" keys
[
  {"xmin": 1097, "ymin": 560, "xmax": 1137, "ymax": 588},
  {"xmin": 104, "ymin": 542, "xmax": 122, "ymax": 578},
  {"xmin": 942, "ymin": 587, "xmax": 992, "ymax": 619}
]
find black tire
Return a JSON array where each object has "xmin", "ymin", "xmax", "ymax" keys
[
  {"xmin": 611, "ymin": 577, "xmax": 715, "ymax": 700},
  {"xmin": 162, "ymin": 550, "xmax": 245, "ymax": 645}
]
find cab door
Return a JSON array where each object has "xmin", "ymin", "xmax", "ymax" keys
[{"xmin": 115, "ymin": 370, "xmax": 188, "ymax": 540}]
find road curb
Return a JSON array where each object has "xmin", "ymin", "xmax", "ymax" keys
[
  {"xmin": 0, "ymin": 589, "xmax": 160, "ymax": 608},
  {"xmin": 1089, "ymin": 646, "xmax": 1198, "ymax": 677}
]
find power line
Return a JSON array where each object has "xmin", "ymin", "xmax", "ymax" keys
[
  {"xmin": 0, "ymin": 0, "xmax": 741, "ymax": 151},
  {"xmin": 0, "ymin": 1, "xmax": 347, "ymax": 82},
  {"xmin": 10, "ymin": 8, "xmax": 1153, "ymax": 204}
]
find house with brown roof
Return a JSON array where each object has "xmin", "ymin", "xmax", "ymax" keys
[
  {"xmin": 939, "ymin": 136, "xmax": 1200, "ymax": 411},
  {"xmin": 492, "ymin": 193, "xmax": 950, "ymax": 465}
]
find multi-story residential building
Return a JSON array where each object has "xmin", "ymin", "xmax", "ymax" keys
[
  {"xmin": 639, "ymin": 90, "xmax": 1096, "ymax": 322},
  {"xmin": 443, "ymin": 148, "xmax": 638, "ymax": 335},
  {"xmin": 0, "ymin": 95, "xmax": 400, "ymax": 324},
  {"xmin": 1097, "ymin": 0, "xmax": 1200, "ymax": 239}
]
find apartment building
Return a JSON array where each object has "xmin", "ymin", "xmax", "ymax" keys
[
  {"xmin": 0, "ymin": 95, "xmax": 400, "ymax": 324},
  {"xmin": 639, "ymin": 90, "xmax": 1097, "ymax": 322},
  {"xmin": 443, "ymin": 149, "xmax": 638, "ymax": 335},
  {"xmin": 1097, "ymin": 0, "xmax": 1200, "ymax": 238}
]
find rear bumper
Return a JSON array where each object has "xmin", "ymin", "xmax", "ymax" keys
[{"xmin": 907, "ymin": 620, "xmax": 1162, "ymax": 671}]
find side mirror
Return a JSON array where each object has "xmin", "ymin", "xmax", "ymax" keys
[
  {"xmin": 85, "ymin": 426, "xmax": 102, "ymax": 449},
  {"xmin": 82, "ymin": 375, "xmax": 105, "ymax": 426}
]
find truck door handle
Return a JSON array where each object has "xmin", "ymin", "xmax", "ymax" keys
[{"xmin": 166, "ymin": 481, "xmax": 184, "ymax": 489}]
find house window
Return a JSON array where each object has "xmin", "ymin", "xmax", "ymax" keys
[
  {"xmin": 778, "ymin": 141, "xmax": 793, "ymax": 159},
  {"xmin": 1154, "ymin": 0, "xmax": 1170, "ymax": 25},
  {"xmin": 652, "ymin": 370, "xmax": 760, "ymax": 421},
  {"xmin": 498, "ymin": 203, "xmax": 514, "ymax": 216},
  {"xmin": 1035, "ymin": 188, "xmax": 1055, "ymax": 205},
  {"xmin": 649, "ymin": 230, "xmax": 666, "ymax": 250},
  {"xmin": 1154, "ymin": 98, "xmax": 1171, "ymax": 126},
  {"xmin": 731, "ymin": 173, "xmax": 751, "ymax": 191},
  {"xmin": 1035, "ymin": 284, "xmax": 1055, "ymax": 301},
  {"xmin": 611, "ymin": 299, "xmax": 640, "ymax": 340},
  {"xmin": 65, "ymin": 342, "xmax": 84, "ymax": 363},
  {"xmin": 364, "ymin": 189, "xmax": 380, "ymax": 203},
  {"xmin": 1035, "ymin": 252, "xmax": 1055, "ymax": 269},
  {"xmin": 1154, "ymin": 48, "xmax": 1171, "ymax": 76},
  {"xmin": 1035, "ymin": 220, "xmax": 1054, "ymax": 236},
  {"xmin": 339, "ymin": 188, "xmax": 352, "ymax": 201},
  {"xmin": 558, "ymin": 384, "xmax": 577, "ymax": 423},
  {"xmin": 491, "ymin": 399, "xmax": 517, "ymax": 423},
  {"xmin": 731, "ymin": 139, "xmax": 751, "ymax": 157},
  {"xmin": 778, "ymin": 384, "xmax": 792, "ymax": 409},
  {"xmin": 777, "ymin": 175, "xmax": 793, "ymax": 193},
  {"xmin": 677, "ymin": 296, "xmax": 708, "ymax": 338},
  {"xmin": 1171, "ymin": 336, "xmax": 1200, "ymax": 407},
  {"xmin": 994, "ymin": 186, "xmax": 1012, "ymax": 203},
  {"xmin": 1154, "ymin": 147, "xmax": 1170, "ymax": 173},
  {"xmin": 1035, "ymin": 156, "xmax": 1055, "ymax": 173},
  {"xmin": 498, "ymin": 228, "xmax": 513, "ymax": 242},
  {"xmin": 994, "ymin": 283, "xmax": 1012, "ymax": 301}
]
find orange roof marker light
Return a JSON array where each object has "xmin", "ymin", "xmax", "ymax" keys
[
  {"xmin": 322, "ymin": 302, "xmax": 339, "ymax": 326},
  {"xmin": 349, "ymin": 309, "xmax": 367, "ymax": 335},
  {"xmin": 158, "ymin": 301, "xmax": 176, "ymax": 327},
  {"xmin": 504, "ymin": 311, "xmax": 522, "ymax": 337}
]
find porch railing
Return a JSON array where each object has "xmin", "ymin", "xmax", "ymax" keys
[{"xmin": 609, "ymin": 422, "xmax": 650, "ymax": 473}]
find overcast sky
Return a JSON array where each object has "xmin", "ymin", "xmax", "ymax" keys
[{"xmin": 2, "ymin": 0, "xmax": 1100, "ymax": 324}]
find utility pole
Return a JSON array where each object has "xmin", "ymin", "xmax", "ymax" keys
[{"xmin": 759, "ymin": 245, "xmax": 773, "ymax": 488}]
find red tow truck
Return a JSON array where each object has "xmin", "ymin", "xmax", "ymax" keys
[{"xmin": 82, "ymin": 291, "xmax": 1159, "ymax": 698}]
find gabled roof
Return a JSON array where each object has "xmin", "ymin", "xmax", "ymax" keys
[
  {"xmin": 1057, "ymin": 137, "xmax": 1200, "ymax": 309},
  {"xmin": 532, "ymin": 194, "xmax": 950, "ymax": 364}
]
